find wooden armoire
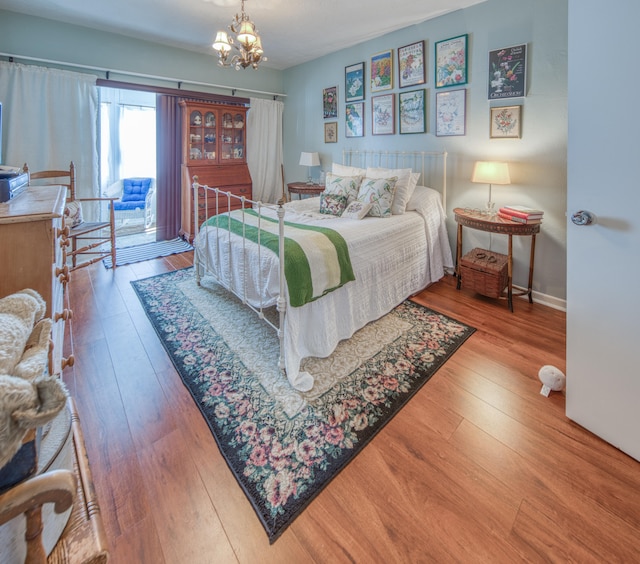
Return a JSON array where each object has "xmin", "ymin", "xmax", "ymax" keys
[{"xmin": 179, "ymin": 100, "xmax": 252, "ymax": 242}]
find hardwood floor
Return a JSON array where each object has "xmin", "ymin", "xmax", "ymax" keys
[{"xmin": 63, "ymin": 253, "xmax": 640, "ymax": 563}]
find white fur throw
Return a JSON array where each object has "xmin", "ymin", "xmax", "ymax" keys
[
  {"xmin": 0, "ymin": 374, "xmax": 67, "ymax": 468},
  {"xmin": 0, "ymin": 289, "xmax": 46, "ymax": 376},
  {"xmin": 0, "ymin": 289, "xmax": 67, "ymax": 470}
]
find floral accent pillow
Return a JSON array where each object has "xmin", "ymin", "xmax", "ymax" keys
[
  {"xmin": 319, "ymin": 193, "xmax": 348, "ymax": 216},
  {"xmin": 64, "ymin": 200, "xmax": 84, "ymax": 228},
  {"xmin": 365, "ymin": 167, "xmax": 418, "ymax": 215},
  {"xmin": 324, "ymin": 172, "xmax": 362, "ymax": 205},
  {"xmin": 341, "ymin": 200, "xmax": 372, "ymax": 220},
  {"xmin": 357, "ymin": 176, "xmax": 398, "ymax": 217}
]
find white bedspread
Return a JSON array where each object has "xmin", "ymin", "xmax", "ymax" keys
[{"xmin": 194, "ymin": 185, "xmax": 453, "ymax": 391}]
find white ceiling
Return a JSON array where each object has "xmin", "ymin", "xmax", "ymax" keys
[{"xmin": 0, "ymin": 0, "xmax": 487, "ymax": 70}]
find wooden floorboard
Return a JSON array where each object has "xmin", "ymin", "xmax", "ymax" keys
[{"xmin": 62, "ymin": 254, "xmax": 640, "ymax": 563}]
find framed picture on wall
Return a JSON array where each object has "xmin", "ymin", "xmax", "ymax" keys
[
  {"xmin": 435, "ymin": 34, "xmax": 468, "ymax": 88},
  {"xmin": 398, "ymin": 40, "xmax": 426, "ymax": 88},
  {"xmin": 488, "ymin": 44, "xmax": 527, "ymax": 100},
  {"xmin": 345, "ymin": 102, "xmax": 364, "ymax": 137},
  {"xmin": 370, "ymin": 50, "xmax": 393, "ymax": 93},
  {"xmin": 372, "ymin": 94, "xmax": 395, "ymax": 135},
  {"xmin": 435, "ymin": 88, "xmax": 466, "ymax": 136},
  {"xmin": 323, "ymin": 86, "xmax": 338, "ymax": 118},
  {"xmin": 324, "ymin": 121, "xmax": 338, "ymax": 143},
  {"xmin": 345, "ymin": 62, "xmax": 365, "ymax": 102},
  {"xmin": 490, "ymin": 105, "xmax": 522, "ymax": 138},
  {"xmin": 399, "ymin": 89, "xmax": 426, "ymax": 134}
]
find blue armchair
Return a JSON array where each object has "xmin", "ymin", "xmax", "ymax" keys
[{"xmin": 105, "ymin": 177, "xmax": 155, "ymax": 228}]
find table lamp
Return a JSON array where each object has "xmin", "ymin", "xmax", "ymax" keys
[
  {"xmin": 299, "ymin": 152, "xmax": 320, "ymax": 184},
  {"xmin": 471, "ymin": 161, "xmax": 511, "ymax": 215}
]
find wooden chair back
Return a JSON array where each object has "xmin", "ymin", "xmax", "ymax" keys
[
  {"xmin": 22, "ymin": 161, "xmax": 117, "ymax": 269},
  {"xmin": 23, "ymin": 162, "xmax": 77, "ymax": 201}
]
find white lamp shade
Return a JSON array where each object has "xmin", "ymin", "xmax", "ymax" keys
[
  {"xmin": 471, "ymin": 161, "xmax": 511, "ymax": 185},
  {"xmin": 236, "ymin": 21, "xmax": 257, "ymax": 45},
  {"xmin": 299, "ymin": 152, "xmax": 320, "ymax": 167},
  {"xmin": 213, "ymin": 31, "xmax": 231, "ymax": 52}
]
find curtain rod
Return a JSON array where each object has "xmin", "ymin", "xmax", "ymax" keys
[{"xmin": 0, "ymin": 52, "xmax": 287, "ymax": 98}]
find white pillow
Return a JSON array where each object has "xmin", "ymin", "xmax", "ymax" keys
[
  {"xmin": 341, "ymin": 200, "xmax": 372, "ymax": 220},
  {"xmin": 357, "ymin": 176, "xmax": 398, "ymax": 218},
  {"xmin": 365, "ymin": 167, "xmax": 417, "ymax": 215},
  {"xmin": 332, "ymin": 163, "xmax": 366, "ymax": 177},
  {"xmin": 324, "ymin": 172, "xmax": 362, "ymax": 204}
]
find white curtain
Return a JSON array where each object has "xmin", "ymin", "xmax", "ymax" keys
[
  {"xmin": 0, "ymin": 61, "xmax": 98, "ymax": 203},
  {"xmin": 247, "ymin": 97, "xmax": 284, "ymax": 203}
]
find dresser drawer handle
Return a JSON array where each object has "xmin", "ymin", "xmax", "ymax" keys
[
  {"xmin": 54, "ymin": 309, "xmax": 73, "ymax": 322},
  {"xmin": 61, "ymin": 355, "xmax": 75, "ymax": 370}
]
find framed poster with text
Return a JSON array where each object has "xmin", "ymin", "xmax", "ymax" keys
[
  {"xmin": 345, "ymin": 62, "xmax": 365, "ymax": 102},
  {"xmin": 370, "ymin": 50, "xmax": 393, "ymax": 93},
  {"xmin": 372, "ymin": 94, "xmax": 395, "ymax": 135},
  {"xmin": 323, "ymin": 86, "xmax": 338, "ymax": 118},
  {"xmin": 345, "ymin": 102, "xmax": 364, "ymax": 137},
  {"xmin": 488, "ymin": 44, "xmax": 527, "ymax": 99},
  {"xmin": 435, "ymin": 34, "xmax": 468, "ymax": 88},
  {"xmin": 399, "ymin": 89, "xmax": 426, "ymax": 134},
  {"xmin": 398, "ymin": 40, "xmax": 425, "ymax": 88},
  {"xmin": 436, "ymin": 89, "xmax": 466, "ymax": 136}
]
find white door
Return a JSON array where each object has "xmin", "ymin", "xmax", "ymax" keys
[{"xmin": 566, "ymin": 0, "xmax": 640, "ymax": 461}]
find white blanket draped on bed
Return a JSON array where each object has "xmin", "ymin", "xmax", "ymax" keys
[{"xmin": 193, "ymin": 185, "xmax": 453, "ymax": 391}]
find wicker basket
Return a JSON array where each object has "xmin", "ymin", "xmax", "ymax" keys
[{"xmin": 460, "ymin": 247, "xmax": 508, "ymax": 298}]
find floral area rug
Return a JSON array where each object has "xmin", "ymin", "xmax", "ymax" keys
[{"xmin": 131, "ymin": 267, "xmax": 475, "ymax": 543}]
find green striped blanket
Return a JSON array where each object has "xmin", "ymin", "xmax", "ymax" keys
[{"xmin": 202, "ymin": 209, "xmax": 355, "ymax": 307}]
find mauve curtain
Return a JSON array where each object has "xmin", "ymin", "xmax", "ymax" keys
[{"xmin": 155, "ymin": 94, "xmax": 182, "ymax": 241}]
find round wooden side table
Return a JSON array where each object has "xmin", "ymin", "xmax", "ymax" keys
[{"xmin": 287, "ymin": 182, "xmax": 324, "ymax": 199}]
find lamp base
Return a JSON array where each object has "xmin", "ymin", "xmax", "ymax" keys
[{"xmin": 485, "ymin": 201, "xmax": 496, "ymax": 217}]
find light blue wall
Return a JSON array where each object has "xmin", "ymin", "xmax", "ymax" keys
[
  {"xmin": 0, "ymin": 10, "xmax": 284, "ymax": 97},
  {"xmin": 282, "ymin": 0, "xmax": 568, "ymax": 303},
  {"xmin": 0, "ymin": 0, "xmax": 568, "ymax": 302}
]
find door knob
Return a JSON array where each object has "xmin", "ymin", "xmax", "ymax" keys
[{"xmin": 571, "ymin": 210, "xmax": 596, "ymax": 226}]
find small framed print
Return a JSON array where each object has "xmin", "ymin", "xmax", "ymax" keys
[
  {"xmin": 345, "ymin": 102, "xmax": 364, "ymax": 138},
  {"xmin": 323, "ymin": 86, "xmax": 338, "ymax": 118},
  {"xmin": 345, "ymin": 62, "xmax": 365, "ymax": 102},
  {"xmin": 435, "ymin": 89, "xmax": 466, "ymax": 137},
  {"xmin": 324, "ymin": 121, "xmax": 338, "ymax": 143},
  {"xmin": 399, "ymin": 89, "xmax": 426, "ymax": 134},
  {"xmin": 488, "ymin": 44, "xmax": 527, "ymax": 100},
  {"xmin": 398, "ymin": 40, "xmax": 425, "ymax": 88},
  {"xmin": 370, "ymin": 50, "xmax": 393, "ymax": 93},
  {"xmin": 490, "ymin": 105, "xmax": 522, "ymax": 138},
  {"xmin": 435, "ymin": 34, "xmax": 468, "ymax": 88},
  {"xmin": 372, "ymin": 94, "xmax": 395, "ymax": 135}
]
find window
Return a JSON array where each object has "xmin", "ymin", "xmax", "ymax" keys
[{"xmin": 99, "ymin": 87, "xmax": 156, "ymax": 233}]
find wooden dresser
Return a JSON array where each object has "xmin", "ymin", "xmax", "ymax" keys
[
  {"xmin": 0, "ymin": 186, "xmax": 73, "ymax": 375},
  {"xmin": 179, "ymin": 100, "xmax": 252, "ymax": 242}
]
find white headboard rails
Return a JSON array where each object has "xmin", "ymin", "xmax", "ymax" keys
[{"xmin": 342, "ymin": 150, "xmax": 448, "ymax": 211}]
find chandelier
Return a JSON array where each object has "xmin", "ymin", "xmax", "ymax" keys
[{"xmin": 212, "ymin": 0, "xmax": 267, "ymax": 70}]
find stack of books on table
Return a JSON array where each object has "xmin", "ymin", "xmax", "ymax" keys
[{"xmin": 498, "ymin": 205, "xmax": 544, "ymax": 224}]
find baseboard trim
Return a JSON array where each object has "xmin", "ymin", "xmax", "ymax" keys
[
  {"xmin": 444, "ymin": 268, "xmax": 566, "ymax": 312},
  {"xmin": 513, "ymin": 285, "xmax": 566, "ymax": 312}
]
